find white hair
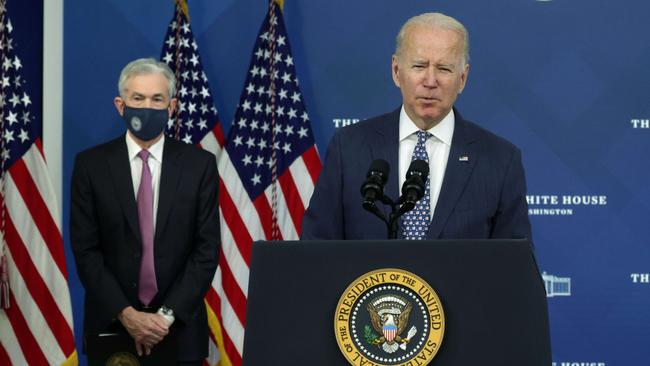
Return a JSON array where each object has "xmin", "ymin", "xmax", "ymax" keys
[
  {"xmin": 395, "ymin": 12, "xmax": 470, "ymax": 65},
  {"xmin": 117, "ymin": 58, "xmax": 176, "ymax": 98}
]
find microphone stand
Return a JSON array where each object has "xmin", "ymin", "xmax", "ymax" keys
[{"xmin": 367, "ymin": 195, "xmax": 412, "ymax": 239}]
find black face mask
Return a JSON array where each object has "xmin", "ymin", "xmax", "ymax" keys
[{"xmin": 122, "ymin": 105, "xmax": 169, "ymax": 141}]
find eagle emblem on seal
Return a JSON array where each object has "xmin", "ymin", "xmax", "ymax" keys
[{"xmin": 366, "ymin": 295, "xmax": 418, "ymax": 353}]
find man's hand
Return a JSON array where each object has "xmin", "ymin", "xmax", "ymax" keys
[{"xmin": 117, "ymin": 306, "xmax": 169, "ymax": 355}]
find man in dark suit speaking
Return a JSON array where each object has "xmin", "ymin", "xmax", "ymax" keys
[
  {"xmin": 70, "ymin": 58, "xmax": 220, "ymax": 365},
  {"xmin": 302, "ymin": 13, "xmax": 531, "ymax": 241}
]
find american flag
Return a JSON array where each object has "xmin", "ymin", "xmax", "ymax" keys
[
  {"xmin": 213, "ymin": 1, "xmax": 321, "ymax": 364},
  {"xmin": 0, "ymin": 1, "xmax": 78, "ymax": 365},
  {"xmin": 162, "ymin": 1, "xmax": 322, "ymax": 364},
  {"xmin": 159, "ymin": 2, "xmax": 225, "ymax": 364}
]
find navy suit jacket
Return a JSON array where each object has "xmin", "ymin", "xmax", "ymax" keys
[
  {"xmin": 70, "ymin": 136, "xmax": 220, "ymax": 361},
  {"xmin": 301, "ymin": 108, "xmax": 532, "ymax": 240}
]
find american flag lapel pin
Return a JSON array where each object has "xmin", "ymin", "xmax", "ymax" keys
[{"xmin": 459, "ymin": 156, "xmax": 469, "ymax": 162}]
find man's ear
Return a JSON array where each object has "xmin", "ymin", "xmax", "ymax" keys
[{"xmin": 114, "ymin": 97, "xmax": 125, "ymax": 116}]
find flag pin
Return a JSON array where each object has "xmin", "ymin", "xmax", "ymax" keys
[{"xmin": 459, "ymin": 156, "xmax": 469, "ymax": 162}]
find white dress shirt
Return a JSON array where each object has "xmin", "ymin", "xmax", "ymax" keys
[
  {"xmin": 126, "ymin": 133, "xmax": 164, "ymax": 230},
  {"xmin": 398, "ymin": 106, "xmax": 454, "ymax": 220}
]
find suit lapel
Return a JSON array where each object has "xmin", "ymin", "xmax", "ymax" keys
[
  {"xmin": 106, "ymin": 138, "xmax": 141, "ymax": 244},
  {"xmin": 155, "ymin": 139, "xmax": 183, "ymax": 241},
  {"xmin": 428, "ymin": 111, "xmax": 477, "ymax": 238},
  {"xmin": 368, "ymin": 109, "xmax": 401, "ymax": 208}
]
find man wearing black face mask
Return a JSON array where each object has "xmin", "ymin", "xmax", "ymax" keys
[{"xmin": 70, "ymin": 58, "xmax": 220, "ymax": 365}]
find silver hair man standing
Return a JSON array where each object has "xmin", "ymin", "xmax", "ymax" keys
[{"xmin": 71, "ymin": 58, "xmax": 220, "ymax": 365}]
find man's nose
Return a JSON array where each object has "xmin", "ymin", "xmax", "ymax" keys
[{"xmin": 423, "ymin": 67, "xmax": 437, "ymax": 87}]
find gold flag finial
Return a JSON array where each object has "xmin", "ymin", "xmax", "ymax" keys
[
  {"xmin": 273, "ymin": 0, "xmax": 284, "ymax": 10},
  {"xmin": 176, "ymin": 0, "xmax": 190, "ymax": 21}
]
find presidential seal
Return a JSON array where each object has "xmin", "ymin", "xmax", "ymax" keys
[
  {"xmin": 106, "ymin": 351, "xmax": 140, "ymax": 366},
  {"xmin": 334, "ymin": 269, "xmax": 444, "ymax": 366}
]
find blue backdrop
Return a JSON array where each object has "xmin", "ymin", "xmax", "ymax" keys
[{"xmin": 54, "ymin": 0, "xmax": 650, "ymax": 364}]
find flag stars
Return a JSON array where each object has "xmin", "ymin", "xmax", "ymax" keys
[
  {"xmin": 258, "ymin": 139, "xmax": 267, "ymax": 149},
  {"xmin": 253, "ymin": 102, "xmax": 263, "ymax": 114},
  {"xmin": 182, "ymin": 133, "xmax": 192, "ymax": 144},
  {"xmin": 297, "ymin": 127, "xmax": 308, "ymax": 138},
  {"xmin": 200, "ymin": 86, "xmax": 210, "ymax": 99},
  {"xmin": 163, "ymin": 52, "xmax": 173, "ymax": 64},
  {"xmin": 1, "ymin": 76, "xmax": 9, "ymax": 88},
  {"xmin": 278, "ymin": 35, "xmax": 286, "ymax": 46},
  {"xmin": 261, "ymin": 122, "xmax": 270, "ymax": 133},
  {"xmin": 246, "ymin": 137, "xmax": 256, "ymax": 149},
  {"xmin": 189, "ymin": 53, "xmax": 199, "ymax": 66},
  {"xmin": 250, "ymin": 66, "xmax": 260, "ymax": 77},
  {"xmin": 251, "ymin": 173, "xmax": 261, "ymax": 186},
  {"xmin": 165, "ymin": 36, "xmax": 175, "ymax": 48},
  {"xmin": 179, "ymin": 85, "xmax": 188, "ymax": 97},
  {"xmin": 281, "ymin": 72, "xmax": 292, "ymax": 84},
  {"xmin": 250, "ymin": 119, "xmax": 259, "ymax": 130},
  {"xmin": 284, "ymin": 125, "xmax": 294, "ymax": 136},
  {"xmin": 287, "ymin": 108, "xmax": 297, "ymax": 119},
  {"xmin": 255, "ymin": 48, "xmax": 264, "ymax": 58},
  {"xmin": 278, "ymin": 89, "xmax": 287, "ymax": 100},
  {"xmin": 255, "ymin": 155, "xmax": 264, "ymax": 167},
  {"xmin": 233, "ymin": 135, "xmax": 243, "ymax": 146},
  {"xmin": 200, "ymin": 103, "xmax": 209, "ymax": 114},
  {"xmin": 181, "ymin": 37, "xmax": 190, "ymax": 48},
  {"xmin": 18, "ymin": 129, "xmax": 29, "ymax": 143},
  {"xmin": 301, "ymin": 111, "xmax": 309, "ymax": 122},
  {"xmin": 9, "ymin": 93, "xmax": 20, "ymax": 107},
  {"xmin": 1, "ymin": 148, "xmax": 9, "ymax": 161},
  {"xmin": 188, "ymin": 102, "xmax": 197, "ymax": 114},
  {"xmin": 182, "ymin": 22, "xmax": 190, "ymax": 34},
  {"xmin": 12, "ymin": 56, "xmax": 21, "ymax": 70},
  {"xmin": 1, "ymin": 57, "xmax": 9, "ymax": 71},
  {"xmin": 242, "ymin": 154, "xmax": 252, "ymax": 166},
  {"xmin": 256, "ymin": 85, "xmax": 266, "ymax": 96},
  {"xmin": 6, "ymin": 111, "xmax": 17, "ymax": 125},
  {"xmin": 276, "ymin": 106, "xmax": 285, "ymax": 116},
  {"xmin": 282, "ymin": 142, "xmax": 292, "ymax": 154},
  {"xmin": 21, "ymin": 111, "xmax": 30, "ymax": 124},
  {"xmin": 4, "ymin": 129, "xmax": 14, "ymax": 143},
  {"xmin": 290, "ymin": 92, "xmax": 301, "ymax": 103},
  {"xmin": 246, "ymin": 83, "xmax": 256, "ymax": 94},
  {"xmin": 241, "ymin": 100, "xmax": 251, "ymax": 112},
  {"xmin": 273, "ymin": 123, "xmax": 283, "ymax": 135},
  {"xmin": 198, "ymin": 119, "xmax": 207, "ymax": 130},
  {"xmin": 238, "ymin": 118, "xmax": 248, "ymax": 128}
]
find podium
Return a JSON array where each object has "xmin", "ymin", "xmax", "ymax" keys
[{"xmin": 242, "ymin": 239, "xmax": 551, "ymax": 365}]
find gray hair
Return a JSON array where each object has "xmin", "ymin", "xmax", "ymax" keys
[
  {"xmin": 395, "ymin": 12, "xmax": 470, "ymax": 66},
  {"xmin": 117, "ymin": 58, "xmax": 176, "ymax": 98}
]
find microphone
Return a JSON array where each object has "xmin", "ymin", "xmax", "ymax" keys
[
  {"xmin": 400, "ymin": 160, "xmax": 429, "ymax": 212},
  {"xmin": 360, "ymin": 159, "xmax": 389, "ymax": 210}
]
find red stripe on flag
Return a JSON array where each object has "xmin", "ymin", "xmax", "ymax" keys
[
  {"xmin": 4, "ymin": 291, "xmax": 50, "ymax": 366},
  {"xmin": 205, "ymin": 288, "xmax": 243, "ymax": 366},
  {"xmin": 218, "ymin": 179, "xmax": 253, "ymax": 264},
  {"xmin": 8, "ymin": 159, "xmax": 67, "ymax": 277},
  {"xmin": 301, "ymin": 145, "xmax": 323, "ymax": 183},
  {"xmin": 212, "ymin": 123, "xmax": 225, "ymax": 146},
  {"xmin": 252, "ymin": 193, "xmax": 280, "ymax": 241},
  {"xmin": 218, "ymin": 251, "xmax": 247, "ymax": 325},
  {"xmin": 0, "ymin": 343, "xmax": 11, "ymax": 365},
  {"xmin": 4, "ymin": 215, "xmax": 75, "ymax": 356},
  {"xmin": 278, "ymin": 170, "xmax": 305, "ymax": 235}
]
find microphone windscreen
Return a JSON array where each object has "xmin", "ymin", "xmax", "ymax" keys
[
  {"xmin": 367, "ymin": 159, "xmax": 390, "ymax": 184},
  {"xmin": 406, "ymin": 159, "xmax": 428, "ymax": 178}
]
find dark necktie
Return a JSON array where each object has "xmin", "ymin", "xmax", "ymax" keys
[
  {"xmin": 403, "ymin": 130, "xmax": 432, "ymax": 240},
  {"xmin": 137, "ymin": 150, "xmax": 157, "ymax": 305}
]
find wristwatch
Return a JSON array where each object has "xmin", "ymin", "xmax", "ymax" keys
[{"xmin": 157, "ymin": 305, "xmax": 175, "ymax": 325}]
